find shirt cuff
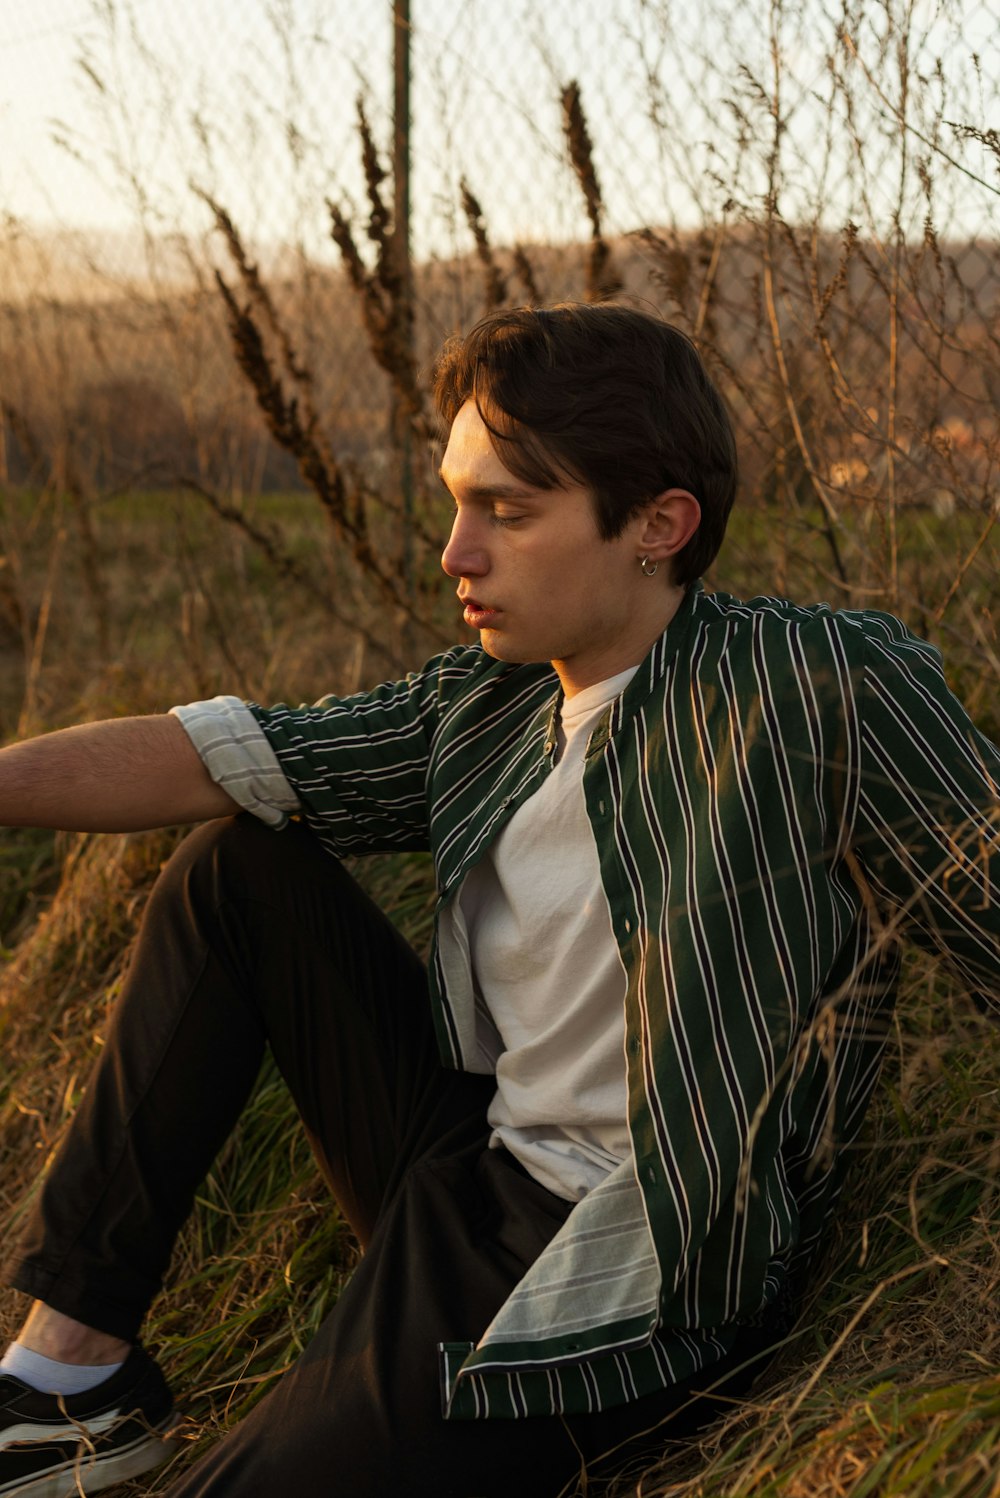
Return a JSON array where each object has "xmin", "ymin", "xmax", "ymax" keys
[{"xmin": 170, "ymin": 695, "xmax": 301, "ymax": 828}]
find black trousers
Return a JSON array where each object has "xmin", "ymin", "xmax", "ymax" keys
[{"xmin": 4, "ymin": 817, "xmax": 787, "ymax": 1497}]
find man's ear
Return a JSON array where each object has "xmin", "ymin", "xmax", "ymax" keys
[{"xmin": 636, "ymin": 489, "xmax": 701, "ymax": 568}]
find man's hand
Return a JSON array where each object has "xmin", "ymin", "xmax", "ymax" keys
[{"xmin": 0, "ymin": 715, "xmax": 240, "ymax": 832}]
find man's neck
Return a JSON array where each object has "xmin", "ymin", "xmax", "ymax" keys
[{"xmin": 553, "ymin": 584, "xmax": 687, "ymax": 699}]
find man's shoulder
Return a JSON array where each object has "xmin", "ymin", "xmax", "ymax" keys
[
  {"xmin": 421, "ymin": 643, "xmax": 557, "ymax": 700},
  {"xmin": 322, "ymin": 642, "xmax": 547, "ymax": 710},
  {"xmin": 692, "ymin": 589, "xmax": 935, "ymax": 664},
  {"xmin": 408, "ymin": 644, "xmax": 558, "ymax": 741},
  {"xmin": 696, "ymin": 588, "xmax": 848, "ymax": 635},
  {"xmin": 684, "ymin": 592, "xmax": 950, "ymax": 723}
]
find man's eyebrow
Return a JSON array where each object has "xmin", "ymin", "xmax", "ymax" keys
[{"xmin": 436, "ymin": 471, "xmax": 536, "ymax": 501}]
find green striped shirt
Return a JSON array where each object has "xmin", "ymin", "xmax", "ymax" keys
[{"xmin": 178, "ymin": 584, "xmax": 1000, "ymax": 1420}]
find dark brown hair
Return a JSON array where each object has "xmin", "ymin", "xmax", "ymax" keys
[{"xmin": 433, "ymin": 302, "xmax": 738, "ymax": 585}]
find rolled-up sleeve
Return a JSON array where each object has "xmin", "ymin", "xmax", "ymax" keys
[{"xmin": 170, "ymin": 694, "xmax": 301, "ymax": 828}]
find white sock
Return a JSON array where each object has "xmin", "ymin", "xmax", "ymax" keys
[{"xmin": 0, "ymin": 1341, "xmax": 126, "ymax": 1395}]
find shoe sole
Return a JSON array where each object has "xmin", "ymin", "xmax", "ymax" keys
[{"xmin": 0, "ymin": 1413, "xmax": 182, "ymax": 1498}]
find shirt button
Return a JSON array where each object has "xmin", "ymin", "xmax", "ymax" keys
[
  {"xmin": 544, "ymin": 740, "xmax": 555, "ymax": 755},
  {"xmin": 624, "ymin": 917, "xmax": 632, "ymax": 933},
  {"xmin": 598, "ymin": 800, "xmax": 606, "ymax": 815}
]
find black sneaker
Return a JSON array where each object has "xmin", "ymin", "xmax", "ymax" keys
[{"xmin": 0, "ymin": 1345, "xmax": 180, "ymax": 1497}]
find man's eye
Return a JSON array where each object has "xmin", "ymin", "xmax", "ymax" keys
[{"xmin": 491, "ymin": 511, "xmax": 524, "ymax": 528}]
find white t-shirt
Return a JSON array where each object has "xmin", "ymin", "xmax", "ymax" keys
[{"xmin": 458, "ymin": 666, "xmax": 638, "ymax": 1201}]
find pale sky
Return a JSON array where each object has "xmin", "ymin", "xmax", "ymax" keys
[{"xmin": 2, "ymin": 0, "xmax": 997, "ymax": 281}]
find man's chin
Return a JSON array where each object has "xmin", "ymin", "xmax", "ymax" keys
[{"xmin": 477, "ymin": 628, "xmax": 544, "ymax": 666}]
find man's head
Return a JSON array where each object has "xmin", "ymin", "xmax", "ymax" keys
[{"xmin": 433, "ymin": 302, "xmax": 738, "ymax": 588}]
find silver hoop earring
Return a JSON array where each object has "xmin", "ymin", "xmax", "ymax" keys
[{"xmin": 640, "ymin": 556, "xmax": 659, "ymax": 577}]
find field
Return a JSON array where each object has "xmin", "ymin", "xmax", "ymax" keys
[{"xmin": 0, "ymin": 482, "xmax": 997, "ymax": 1496}]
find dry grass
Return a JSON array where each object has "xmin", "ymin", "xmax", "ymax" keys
[
  {"xmin": 0, "ymin": 491, "xmax": 996, "ymax": 1495},
  {"xmin": 1, "ymin": 817, "xmax": 996, "ymax": 1496}
]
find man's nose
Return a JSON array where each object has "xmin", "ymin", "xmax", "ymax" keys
[{"xmin": 441, "ymin": 513, "xmax": 488, "ymax": 578}]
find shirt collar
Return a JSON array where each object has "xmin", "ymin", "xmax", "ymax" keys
[{"xmin": 583, "ymin": 580, "xmax": 702, "ymax": 758}]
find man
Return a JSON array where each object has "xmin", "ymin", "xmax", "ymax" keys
[{"xmin": 0, "ymin": 303, "xmax": 997, "ymax": 1498}]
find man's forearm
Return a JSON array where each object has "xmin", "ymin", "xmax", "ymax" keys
[{"xmin": 0, "ymin": 714, "xmax": 240, "ymax": 831}]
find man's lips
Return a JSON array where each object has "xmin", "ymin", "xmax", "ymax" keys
[{"xmin": 460, "ymin": 596, "xmax": 500, "ymax": 627}]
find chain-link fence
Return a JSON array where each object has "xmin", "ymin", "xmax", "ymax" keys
[
  {"xmin": 7, "ymin": 3, "xmax": 997, "ymax": 254},
  {"xmin": 1, "ymin": 0, "xmax": 999, "ymax": 611}
]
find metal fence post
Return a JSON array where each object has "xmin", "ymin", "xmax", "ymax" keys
[{"xmin": 392, "ymin": 0, "xmax": 414, "ymax": 607}]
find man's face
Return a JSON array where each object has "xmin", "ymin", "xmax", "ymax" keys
[{"xmin": 439, "ymin": 400, "xmax": 670, "ymax": 695}]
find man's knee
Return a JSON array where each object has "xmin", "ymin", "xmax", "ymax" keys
[
  {"xmin": 166, "ymin": 812, "xmax": 280, "ymax": 876},
  {"xmin": 150, "ymin": 814, "xmax": 324, "ymax": 916}
]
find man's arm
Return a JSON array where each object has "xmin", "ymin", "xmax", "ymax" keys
[
  {"xmin": 851, "ymin": 614, "xmax": 1000, "ymax": 1005},
  {"xmin": 0, "ymin": 715, "xmax": 240, "ymax": 832}
]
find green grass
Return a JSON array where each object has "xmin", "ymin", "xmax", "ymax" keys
[{"xmin": 0, "ymin": 827, "xmax": 59, "ymax": 953}]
